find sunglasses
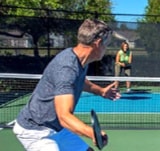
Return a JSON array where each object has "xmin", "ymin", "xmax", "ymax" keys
[{"xmin": 101, "ymin": 30, "xmax": 112, "ymax": 47}]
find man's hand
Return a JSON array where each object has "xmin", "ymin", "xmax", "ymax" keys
[{"xmin": 101, "ymin": 82, "xmax": 121, "ymax": 101}]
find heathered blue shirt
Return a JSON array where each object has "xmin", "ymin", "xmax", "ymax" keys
[{"xmin": 17, "ymin": 48, "xmax": 88, "ymax": 130}]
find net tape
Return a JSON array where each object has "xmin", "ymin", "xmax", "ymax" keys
[{"xmin": 0, "ymin": 73, "xmax": 160, "ymax": 82}]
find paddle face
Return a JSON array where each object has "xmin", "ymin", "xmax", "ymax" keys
[{"xmin": 91, "ymin": 109, "xmax": 108, "ymax": 150}]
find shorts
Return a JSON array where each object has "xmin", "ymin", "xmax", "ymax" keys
[
  {"xmin": 13, "ymin": 121, "xmax": 89, "ymax": 151},
  {"xmin": 115, "ymin": 63, "xmax": 131, "ymax": 76}
]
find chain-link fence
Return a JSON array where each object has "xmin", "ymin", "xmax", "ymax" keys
[{"xmin": 0, "ymin": 6, "xmax": 160, "ymax": 76}]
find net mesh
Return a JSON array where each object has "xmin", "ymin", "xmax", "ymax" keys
[{"xmin": 0, "ymin": 73, "xmax": 160, "ymax": 129}]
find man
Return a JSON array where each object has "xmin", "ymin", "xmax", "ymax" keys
[{"xmin": 13, "ymin": 19, "xmax": 121, "ymax": 151}]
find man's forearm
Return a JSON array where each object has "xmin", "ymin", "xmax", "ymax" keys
[{"xmin": 83, "ymin": 79, "xmax": 103, "ymax": 96}]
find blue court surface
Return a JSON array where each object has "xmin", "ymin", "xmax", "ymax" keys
[{"xmin": 75, "ymin": 91, "xmax": 160, "ymax": 113}]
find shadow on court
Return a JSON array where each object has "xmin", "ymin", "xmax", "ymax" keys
[
  {"xmin": 121, "ymin": 89, "xmax": 152, "ymax": 100},
  {"xmin": 124, "ymin": 89, "xmax": 151, "ymax": 94},
  {"xmin": 120, "ymin": 96, "xmax": 151, "ymax": 100}
]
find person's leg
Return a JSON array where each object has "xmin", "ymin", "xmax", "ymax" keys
[
  {"xmin": 13, "ymin": 121, "xmax": 59, "ymax": 151},
  {"xmin": 126, "ymin": 81, "xmax": 131, "ymax": 91},
  {"xmin": 114, "ymin": 63, "xmax": 121, "ymax": 89},
  {"xmin": 125, "ymin": 68, "xmax": 131, "ymax": 91}
]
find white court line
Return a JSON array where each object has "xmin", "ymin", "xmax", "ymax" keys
[
  {"xmin": 0, "ymin": 120, "xmax": 15, "ymax": 131},
  {"xmin": 75, "ymin": 112, "xmax": 160, "ymax": 114}
]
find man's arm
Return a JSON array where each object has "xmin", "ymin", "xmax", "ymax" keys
[
  {"xmin": 83, "ymin": 79, "xmax": 121, "ymax": 100},
  {"xmin": 83, "ymin": 79, "xmax": 104, "ymax": 96},
  {"xmin": 54, "ymin": 94, "xmax": 94, "ymax": 139}
]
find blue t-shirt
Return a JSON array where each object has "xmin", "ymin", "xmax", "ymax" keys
[{"xmin": 17, "ymin": 48, "xmax": 88, "ymax": 130}]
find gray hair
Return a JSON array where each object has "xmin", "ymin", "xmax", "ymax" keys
[{"xmin": 77, "ymin": 19, "xmax": 112, "ymax": 45}]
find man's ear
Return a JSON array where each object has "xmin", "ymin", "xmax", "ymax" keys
[{"xmin": 94, "ymin": 38, "xmax": 102, "ymax": 47}]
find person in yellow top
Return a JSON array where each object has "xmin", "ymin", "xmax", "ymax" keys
[{"xmin": 115, "ymin": 41, "xmax": 132, "ymax": 92}]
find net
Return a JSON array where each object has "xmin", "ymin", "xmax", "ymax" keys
[
  {"xmin": 0, "ymin": 73, "xmax": 160, "ymax": 129},
  {"xmin": 0, "ymin": 73, "xmax": 41, "ymax": 129},
  {"xmin": 78, "ymin": 76, "xmax": 160, "ymax": 129}
]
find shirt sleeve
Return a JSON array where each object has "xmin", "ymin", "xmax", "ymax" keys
[{"xmin": 52, "ymin": 65, "xmax": 77, "ymax": 96}]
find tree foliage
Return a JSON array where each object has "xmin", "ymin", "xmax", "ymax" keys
[
  {"xmin": 0, "ymin": 0, "xmax": 114, "ymax": 20},
  {"xmin": 1, "ymin": 0, "xmax": 62, "ymax": 16},
  {"xmin": 0, "ymin": 0, "xmax": 113, "ymax": 57},
  {"xmin": 137, "ymin": 0, "xmax": 160, "ymax": 55},
  {"xmin": 144, "ymin": 0, "xmax": 160, "ymax": 23}
]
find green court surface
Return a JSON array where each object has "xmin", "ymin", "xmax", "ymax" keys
[
  {"xmin": 0, "ymin": 129, "xmax": 25, "ymax": 151},
  {"xmin": 1, "ymin": 129, "xmax": 160, "ymax": 151},
  {"xmin": 1, "ymin": 84, "xmax": 160, "ymax": 151},
  {"xmin": 83, "ymin": 130, "xmax": 160, "ymax": 151}
]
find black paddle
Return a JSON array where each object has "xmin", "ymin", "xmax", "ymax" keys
[{"xmin": 91, "ymin": 109, "xmax": 108, "ymax": 150}]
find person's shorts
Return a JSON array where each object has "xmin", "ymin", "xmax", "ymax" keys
[
  {"xmin": 48, "ymin": 127, "xmax": 89, "ymax": 151},
  {"xmin": 115, "ymin": 63, "xmax": 131, "ymax": 76},
  {"xmin": 13, "ymin": 121, "xmax": 89, "ymax": 151}
]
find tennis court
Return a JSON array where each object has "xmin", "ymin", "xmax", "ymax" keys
[
  {"xmin": 77, "ymin": 91, "xmax": 160, "ymax": 113},
  {"xmin": 0, "ymin": 75, "xmax": 160, "ymax": 150},
  {"xmin": 1, "ymin": 129, "xmax": 160, "ymax": 151}
]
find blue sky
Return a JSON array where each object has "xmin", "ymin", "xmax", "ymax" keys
[{"xmin": 111, "ymin": 0, "xmax": 148, "ymax": 22}]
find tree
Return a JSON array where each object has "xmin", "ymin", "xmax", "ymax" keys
[
  {"xmin": 61, "ymin": 0, "xmax": 114, "ymax": 21},
  {"xmin": 144, "ymin": 0, "xmax": 160, "ymax": 23},
  {"xmin": 84, "ymin": 0, "xmax": 114, "ymax": 21},
  {"xmin": 0, "ymin": 0, "xmax": 114, "ymax": 57},
  {"xmin": 137, "ymin": 0, "xmax": 160, "ymax": 55}
]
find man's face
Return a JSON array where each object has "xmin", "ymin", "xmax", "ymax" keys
[
  {"xmin": 102, "ymin": 30, "xmax": 112, "ymax": 47},
  {"xmin": 97, "ymin": 31, "xmax": 112, "ymax": 60}
]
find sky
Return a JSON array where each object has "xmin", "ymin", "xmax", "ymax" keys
[{"xmin": 111, "ymin": 0, "xmax": 148, "ymax": 22}]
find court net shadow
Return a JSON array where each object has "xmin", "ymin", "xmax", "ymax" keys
[
  {"xmin": 123, "ymin": 89, "xmax": 152, "ymax": 94},
  {"xmin": 121, "ymin": 89, "xmax": 152, "ymax": 100},
  {"xmin": 120, "ymin": 96, "xmax": 151, "ymax": 100}
]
